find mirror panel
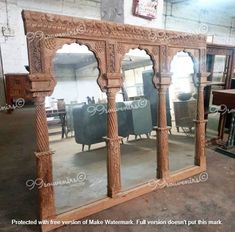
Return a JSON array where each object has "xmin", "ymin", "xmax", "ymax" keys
[
  {"xmin": 212, "ymin": 55, "xmax": 227, "ymax": 84},
  {"xmin": 169, "ymin": 51, "xmax": 196, "ymax": 172},
  {"xmin": 47, "ymin": 43, "xmax": 107, "ymax": 213},
  {"xmin": 119, "ymin": 48, "xmax": 157, "ymax": 190},
  {"xmin": 206, "ymin": 55, "xmax": 227, "ymax": 141}
]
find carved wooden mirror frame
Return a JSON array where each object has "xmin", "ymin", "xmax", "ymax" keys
[{"xmin": 22, "ymin": 10, "xmax": 210, "ymax": 232}]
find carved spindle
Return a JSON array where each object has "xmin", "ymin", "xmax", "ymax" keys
[
  {"xmin": 156, "ymin": 76, "xmax": 171, "ymax": 179},
  {"xmin": 34, "ymin": 96, "xmax": 55, "ymax": 219},
  {"xmin": 195, "ymin": 73, "xmax": 209, "ymax": 168},
  {"xmin": 35, "ymin": 97, "xmax": 49, "ymax": 152},
  {"xmin": 106, "ymin": 88, "xmax": 121, "ymax": 197}
]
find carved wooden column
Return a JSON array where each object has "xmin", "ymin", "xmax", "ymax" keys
[
  {"xmin": 194, "ymin": 72, "xmax": 210, "ymax": 169},
  {"xmin": 155, "ymin": 75, "xmax": 171, "ymax": 179},
  {"xmin": 34, "ymin": 96, "xmax": 55, "ymax": 219},
  {"xmin": 106, "ymin": 86, "xmax": 121, "ymax": 197},
  {"xmin": 104, "ymin": 40, "xmax": 122, "ymax": 197}
]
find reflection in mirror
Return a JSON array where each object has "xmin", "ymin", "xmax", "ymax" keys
[
  {"xmin": 169, "ymin": 51, "xmax": 196, "ymax": 172},
  {"xmin": 205, "ymin": 55, "xmax": 227, "ymax": 141},
  {"xmin": 47, "ymin": 43, "xmax": 107, "ymax": 213},
  {"xmin": 119, "ymin": 48, "xmax": 156, "ymax": 190},
  {"xmin": 211, "ymin": 55, "xmax": 227, "ymax": 84}
]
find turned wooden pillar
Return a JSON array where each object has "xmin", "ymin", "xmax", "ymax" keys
[
  {"xmin": 155, "ymin": 75, "xmax": 171, "ymax": 179},
  {"xmin": 34, "ymin": 96, "xmax": 55, "ymax": 219},
  {"xmin": 195, "ymin": 72, "xmax": 210, "ymax": 169},
  {"xmin": 106, "ymin": 88, "xmax": 121, "ymax": 197}
]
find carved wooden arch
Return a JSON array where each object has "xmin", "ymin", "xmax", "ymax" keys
[
  {"xmin": 22, "ymin": 10, "xmax": 210, "ymax": 232},
  {"xmin": 116, "ymin": 43, "xmax": 159, "ymax": 90},
  {"xmin": 168, "ymin": 48, "xmax": 200, "ymax": 87},
  {"xmin": 169, "ymin": 49, "xmax": 199, "ymax": 70},
  {"xmin": 43, "ymin": 38, "xmax": 107, "ymax": 94}
]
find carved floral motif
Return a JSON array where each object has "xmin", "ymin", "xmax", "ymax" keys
[
  {"xmin": 107, "ymin": 43, "xmax": 116, "ymax": 72},
  {"xmin": 44, "ymin": 37, "xmax": 56, "ymax": 50},
  {"xmin": 28, "ymin": 33, "xmax": 43, "ymax": 73},
  {"xmin": 23, "ymin": 10, "xmax": 206, "ymax": 47},
  {"xmin": 95, "ymin": 41, "xmax": 105, "ymax": 53}
]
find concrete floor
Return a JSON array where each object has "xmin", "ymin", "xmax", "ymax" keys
[{"xmin": 0, "ymin": 107, "xmax": 234, "ymax": 232}]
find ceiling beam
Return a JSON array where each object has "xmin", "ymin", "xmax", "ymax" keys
[{"xmin": 165, "ymin": 0, "xmax": 189, "ymax": 5}]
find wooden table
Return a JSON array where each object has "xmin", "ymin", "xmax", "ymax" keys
[
  {"xmin": 46, "ymin": 109, "xmax": 67, "ymax": 139},
  {"xmin": 212, "ymin": 89, "xmax": 235, "ymax": 154}
]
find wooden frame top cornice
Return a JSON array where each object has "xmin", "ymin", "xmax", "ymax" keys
[{"xmin": 22, "ymin": 10, "xmax": 206, "ymax": 48}]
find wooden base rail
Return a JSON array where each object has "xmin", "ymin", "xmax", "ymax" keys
[{"xmin": 42, "ymin": 166, "xmax": 204, "ymax": 232}]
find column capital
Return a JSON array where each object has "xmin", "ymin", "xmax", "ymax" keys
[
  {"xmin": 102, "ymin": 72, "xmax": 123, "ymax": 89},
  {"xmin": 154, "ymin": 72, "xmax": 172, "ymax": 88},
  {"xmin": 28, "ymin": 74, "xmax": 56, "ymax": 98},
  {"xmin": 156, "ymin": 72, "xmax": 172, "ymax": 79},
  {"xmin": 196, "ymin": 72, "xmax": 211, "ymax": 85}
]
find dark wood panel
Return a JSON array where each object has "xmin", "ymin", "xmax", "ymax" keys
[{"xmin": 5, "ymin": 73, "xmax": 32, "ymax": 110}]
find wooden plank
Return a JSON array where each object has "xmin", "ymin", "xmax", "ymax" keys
[{"xmin": 41, "ymin": 166, "xmax": 203, "ymax": 232}]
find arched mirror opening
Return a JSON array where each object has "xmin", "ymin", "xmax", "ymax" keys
[
  {"xmin": 205, "ymin": 55, "xmax": 228, "ymax": 141},
  {"xmin": 169, "ymin": 51, "xmax": 197, "ymax": 172},
  {"xmin": 119, "ymin": 48, "xmax": 156, "ymax": 190},
  {"xmin": 47, "ymin": 43, "xmax": 107, "ymax": 213}
]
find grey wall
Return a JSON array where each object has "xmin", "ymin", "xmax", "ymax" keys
[
  {"xmin": 0, "ymin": 0, "xmax": 101, "ymax": 104},
  {"xmin": 101, "ymin": 0, "xmax": 124, "ymax": 23},
  {"xmin": 0, "ymin": 0, "xmax": 101, "ymax": 73},
  {"xmin": 163, "ymin": 1, "xmax": 235, "ymax": 45}
]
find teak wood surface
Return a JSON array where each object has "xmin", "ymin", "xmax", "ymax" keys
[{"xmin": 22, "ymin": 10, "xmax": 209, "ymax": 232}]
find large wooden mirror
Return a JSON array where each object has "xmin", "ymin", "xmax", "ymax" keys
[{"xmin": 22, "ymin": 10, "xmax": 208, "ymax": 232}]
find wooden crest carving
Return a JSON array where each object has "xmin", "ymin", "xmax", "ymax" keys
[
  {"xmin": 27, "ymin": 31, "xmax": 44, "ymax": 73},
  {"xmin": 22, "ymin": 10, "xmax": 207, "ymax": 96},
  {"xmin": 22, "ymin": 11, "xmax": 206, "ymax": 47}
]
